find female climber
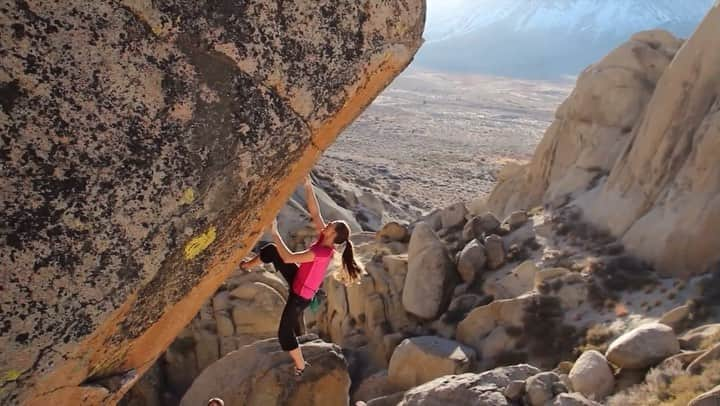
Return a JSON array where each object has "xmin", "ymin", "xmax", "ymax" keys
[{"xmin": 240, "ymin": 174, "xmax": 363, "ymax": 376}]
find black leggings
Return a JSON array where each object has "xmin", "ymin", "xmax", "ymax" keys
[{"xmin": 259, "ymin": 243, "xmax": 310, "ymax": 351}]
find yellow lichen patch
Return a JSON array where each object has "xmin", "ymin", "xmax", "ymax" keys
[
  {"xmin": 3, "ymin": 369, "xmax": 22, "ymax": 383},
  {"xmin": 184, "ymin": 226, "xmax": 217, "ymax": 260},
  {"xmin": 180, "ymin": 188, "xmax": 195, "ymax": 205}
]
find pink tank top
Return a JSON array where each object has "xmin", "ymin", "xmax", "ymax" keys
[{"xmin": 292, "ymin": 234, "xmax": 334, "ymax": 299}]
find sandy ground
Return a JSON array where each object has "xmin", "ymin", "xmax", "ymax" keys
[{"xmin": 316, "ymin": 67, "xmax": 574, "ymax": 222}]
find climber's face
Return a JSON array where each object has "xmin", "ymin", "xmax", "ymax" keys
[{"xmin": 322, "ymin": 222, "xmax": 337, "ymax": 244}]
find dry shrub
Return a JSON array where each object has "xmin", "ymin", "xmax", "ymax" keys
[
  {"xmin": 576, "ymin": 324, "xmax": 616, "ymax": 354},
  {"xmin": 551, "ymin": 205, "xmax": 615, "ymax": 247},
  {"xmin": 586, "ymin": 255, "xmax": 659, "ymax": 309},
  {"xmin": 687, "ymin": 298, "xmax": 713, "ymax": 327},
  {"xmin": 523, "ymin": 295, "xmax": 579, "ymax": 367},
  {"xmin": 506, "ymin": 243, "xmax": 531, "ymax": 262},
  {"xmin": 598, "ymin": 242, "xmax": 625, "ymax": 256},
  {"xmin": 697, "ymin": 262, "xmax": 720, "ymax": 309},
  {"xmin": 556, "ymin": 223, "xmax": 571, "ymax": 236},
  {"xmin": 587, "ymin": 278, "xmax": 610, "ymax": 309},
  {"xmin": 525, "ymin": 237, "xmax": 542, "ymax": 251},
  {"xmin": 528, "ymin": 206, "xmax": 544, "ymax": 217},
  {"xmin": 537, "ymin": 277, "xmax": 568, "ymax": 296},
  {"xmin": 169, "ymin": 336, "xmax": 196, "ymax": 353},
  {"xmin": 537, "ymin": 281, "xmax": 552, "ymax": 295},
  {"xmin": 607, "ymin": 359, "xmax": 720, "ymax": 406},
  {"xmin": 495, "ymin": 350, "xmax": 528, "ymax": 367},
  {"xmin": 600, "ymin": 255, "xmax": 658, "ymax": 291},
  {"xmin": 699, "ymin": 330, "xmax": 720, "ymax": 351},
  {"xmin": 505, "ymin": 325, "xmax": 524, "ymax": 337},
  {"xmin": 553, "ymin": 361, "xmax": 574, "ymax": 375},
  {"xmin": 443, "ymin": 307, "xmax": 470, "ymax": 324}
]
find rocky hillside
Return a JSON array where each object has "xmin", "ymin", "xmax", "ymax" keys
[
  {"xmin": 123, "ymin": 4, "xmax": 720, "ymax": 406},
  {"xmin": 486, "ymin": 3, "xmax": 720, "ymax": 277},
  {"xmin": 124, "ymin": 194, "xmax": 720, "ymax": 405},
  {"xmin": 0, "ymin": 1, "xmax": 424, "ymax": 404}
]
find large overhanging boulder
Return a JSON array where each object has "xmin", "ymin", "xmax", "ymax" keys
[{"xmin": 0, "ymin": 1, "xmax": 425, "ymax": 404}]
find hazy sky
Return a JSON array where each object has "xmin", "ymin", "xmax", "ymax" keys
[
  {"xmin": 425, "ymin": 0, "xmax": 455, "ymax": 33},
  {"xmin": 426, "ymin": 0, "xmax": 468, "ymax": 21},
  {"xmin": 424, "ymin": 0, "xmax": 477, "ymax": 38}
]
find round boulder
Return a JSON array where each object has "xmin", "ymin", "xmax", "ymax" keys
[
  {"xmin": 456, "ymin": 240, "xmax": 487, "ymax": 283},
  {"xmin": 377, "ymin": 221, "xmax": 410, "ymax": 243},
  {"xmin": 553, "ymin": 393, "xmax": 603, "ymax": 406},
  {"xmin": 569, "ymin": 350, "xmax": 614, "ymax": 400},
  {"xmin": 402, "ymin": 222, "xmax": 459, "ymax": 319},
  {"xmin": 388, "ymin": 336, "xmax": 476, "ymax": 391},
  {"xmin": 440, "ymin": 202, "xmax": 469, "ymax": 230},
  {"xmin": 505, "ymin": 211, "xmax": 529, "ymax": 230},
  {"xmin": 462, "ymin": 212, "xmax": 501, "ymax": 242},
  {"xmin": 605, "ymin": 323, "xmax": 680, "ymax": 369},
  {"xmin": 180, "ymin": 338, "xmax": 350, "ymax": 406},
  {"xmin": 658, "ymin": 304, "xmax": 690, "ymax": 330},
  {"xmin": 395, "ymin": 364, "xmax": 540, "ymax": 406},
  {"xmin": 526, "ymin": 372, "xmax": 562, "ymax": 406},
  {"xmin": 352, "ymin": 370, "xmax": 393, "ymax": 403},
  {"xmin": 484, "ymin": 235, "xmax": 506, "ymax": 270},
  {"xmin": 688, "ymin": 385, "xmax": 720, "ymax": 406}
]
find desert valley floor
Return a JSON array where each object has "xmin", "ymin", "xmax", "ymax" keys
[{"xmin": 317, "ymin": 67, "xmax": 574, "ymax": 221}]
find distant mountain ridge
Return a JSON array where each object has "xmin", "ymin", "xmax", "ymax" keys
[{"xmin": 418, "ymin": 0, "xmax": 714, "ymax": 78}]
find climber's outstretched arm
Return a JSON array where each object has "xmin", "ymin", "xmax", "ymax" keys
[
  {"xmin": 304, "ymin": 174, "xmax": 326, "ymax": 232},
  {"xmin": 270, "ymin": 218, "xmax": 316, "ymax": 264}
]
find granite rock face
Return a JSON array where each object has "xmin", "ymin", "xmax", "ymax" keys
[
  {"xmin": 580, "ymin": 4, "xmax": 720, "ymax": 277},
  {"xmin": 0, "ymin": 1, "xmax": 425, "ymax": 404},
  {"xmin": 485, "ymin": 3, "xmax": 720, "ymax": 276},
  {"xmin": 485, "ymin": 30, "xmax": 683, "ymax": 220},
  {"xmin": 394, "ymin": 364, "xmax": 540, "ymax": 406}
]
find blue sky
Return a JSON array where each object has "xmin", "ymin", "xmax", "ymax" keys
[{"xmin": 423, "ymin": 0, "xmax": 467, "ymax": 39}]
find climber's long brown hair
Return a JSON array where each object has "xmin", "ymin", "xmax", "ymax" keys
[{"xmin": 332, "ymin": 221, "xmax": 363, "ymax": 284}]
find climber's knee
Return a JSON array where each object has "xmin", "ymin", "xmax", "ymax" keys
[{"xmin": 259, "ymin": 243, "xmax": 278, "ymax": 264}]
